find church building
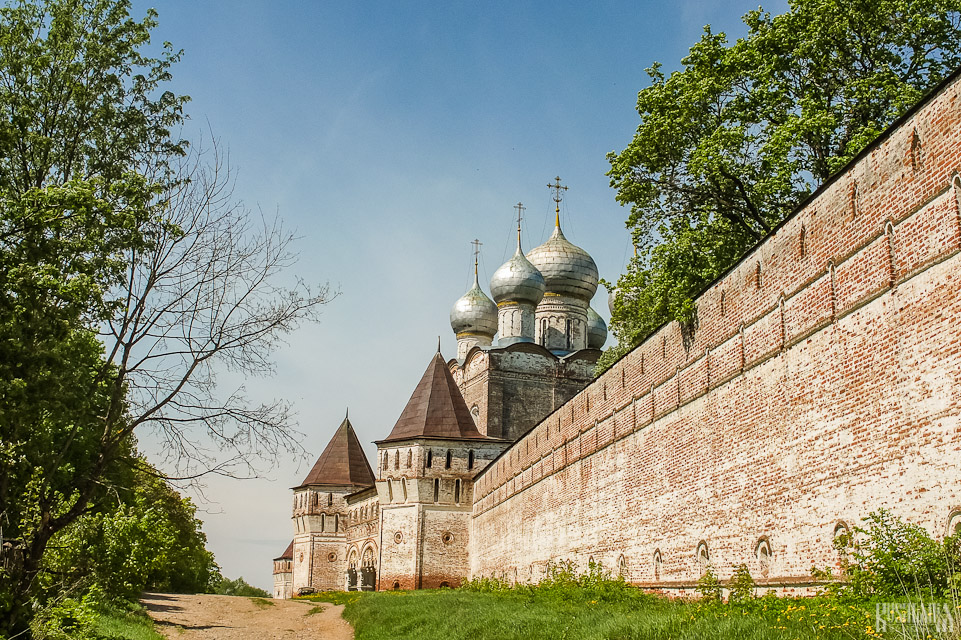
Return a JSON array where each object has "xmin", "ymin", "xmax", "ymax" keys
[{"xmin": 274, "ymin": 187, "xmax": 609, "ymax": 595}]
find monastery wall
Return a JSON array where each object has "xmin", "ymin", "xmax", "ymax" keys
[{"xmin": 470, "ymin": 72, "xmax": 961, "ymax": 590}]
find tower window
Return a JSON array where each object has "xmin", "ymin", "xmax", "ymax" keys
[
  {"xmin": 445, "ymin": 450, "xmax": 452, "ymax": 469},
  {"xmin": 402, "ymin": 477, "xmax": 408, "ymax": 501},
  {"xmin": 394, "ymin": 450, "xmax": 399, "ymax": 470},
  {"xmin": 426, "ymin": 450, "xmax": 433, "ymax": 468},
  {"xmin": 387, "ymin": 479, "xmax": 393, "ymax": 502},
  {"xmin": 454, "ymin": 479, "xmax": 461, "ymax": 503},
  {"xmin": 433, "ymin": 478, "xmax": 439, "ymax": 503},
  {"xmin": 407, "ymin": 450, "xmax": 412, "ymax": 468},
  {"xmin": 467, "ymin": 450, "xmax": 475, "ymax": 470},
  {"xmin": 327, "ymin": 492, "xmax": 332, "ymax": 507}
]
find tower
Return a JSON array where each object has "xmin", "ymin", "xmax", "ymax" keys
[
  {"xmin": 374, "ymin": 349, "xmax": 509, "ymax": 590},
  {"xmin": 450, "ymin": 240, "xmax": 498, "ymax": 360},
  {"xmin": 290, "ymin": 414, "xmax": 375, "ymax": 594},
  {"xmin": 526, "ymin": 178, "xmax": 599, "ymax": 355},
  {"xmin": 489, "ymin": 203, "xmax": 545, "ymax": 345}
]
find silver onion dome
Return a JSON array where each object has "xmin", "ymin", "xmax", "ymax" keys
[
  {"xmin": 587, "ymin": 306, "xmax": 608, "ymax": 349},
  {"xmin": 526, "ymin": 221, "xmax": 599, "ymax": 301},
  {"xmin": 450, "ymin": 272, "xmax": 498, "ymax": 337},
  {"xmin": 490, "ymin": 244, "xmax": 546, "ymax": 305}
]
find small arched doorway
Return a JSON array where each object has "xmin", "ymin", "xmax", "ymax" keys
[
  {"xmin": 361, "ymin": 546, "xmax": 377, "ymax": 591},
  {"xmin": 346, "ymin": 549, "xmax": 359, "ymax": 591}
]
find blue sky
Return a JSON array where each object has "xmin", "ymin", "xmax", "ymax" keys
[{"xmin": 131, "ymin": 0, "xmax": 788, "ymax": 590}]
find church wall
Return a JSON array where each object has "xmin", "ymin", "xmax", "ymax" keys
[
  {"xmin": 291, "ymin": 485, "xmax": 354, "ymax": 593},
  {"xmin": 454, "ymin": 348, "xmax": 596, "ymax": 441},
  {"xmin": 470, "ymin": 71, "xmax": 961, "ymax": 589},
  {"xmin": 379, "ymin": 503, "xmax": 420, "ymax": 590}
]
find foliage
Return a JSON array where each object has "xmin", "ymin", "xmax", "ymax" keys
[
  {"xmin": 211, "ymin": 576, "xmax": 271, "ymax": 598},
  {"xmin": 727, "ymin": 563, "xmax": 756, "ymax": 604},
  {"xmin": 834, "ymin": 509, "xmax": 961, "ymax": 599},
  {"xmin": 40, "ymin": 460, "xmax": 219, "ymax": 603},
  {"xmin": 601, "ymin": 0, "xmax": 961, "ymax": 371},
  {"xmin": 461, "ymin": 559, "xmax": 652, "ymax": 605},
  {"xmin": 695, "ymin": 566, "xmax": 723, "ymax": 602},
  {"xmin": 0, "ymin": 0, "xmax": 328, "ymax": 635}
]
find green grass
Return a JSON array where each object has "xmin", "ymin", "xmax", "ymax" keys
[
  {"xmin": 304, "ymin": 589, "xmax": 884, "ymax": 640},
  {"xmin": 91, "ymin": 605, "xmax": 165, "ymax": 640},
  {"xmin": 249, "ymin": 596, "xmax": 275, "ymax": 609}
]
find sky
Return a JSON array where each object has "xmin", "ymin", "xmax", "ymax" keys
[{"xmin": 130, "ymin": 0, "xmax": 789, "ymax": 591}]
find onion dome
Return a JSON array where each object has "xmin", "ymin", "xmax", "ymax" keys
[
  {"xmin": 450, "ymin": 272, "xmax": 497, "ymax": 337},
  {"xmin": 526, "ymin": 218, "xmax": 598, "ymax": 301},
  {"xmin": 490, "ymin": 243, "xmax": 546, "ymax": 305},
  {"xmin": 587, "ymin": 307, "xmax": 608, "ymax": 349}
]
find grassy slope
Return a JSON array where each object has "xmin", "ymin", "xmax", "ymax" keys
[
  {"xmin": 91, "ymin": 606, "xmax": 165, "ymax": 640},
  {"xmin": 303, "ymin": 590, "xmax": 880, "ymax": 640}
]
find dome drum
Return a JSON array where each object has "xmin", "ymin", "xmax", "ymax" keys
[
  {"xmin": 496, "ymin": 300, "xmax": 537, "ymax": 346},
  {"xmin": 535, "ymin": 307, "xmax": 588, "ymax": 354}
]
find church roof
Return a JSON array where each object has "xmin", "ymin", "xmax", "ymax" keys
[
  {"xmin": 297, "ymin": 416, "xmax": 375, "ymax": 488},
  {"xmin": 274, "ymin": 540, "xmax": 293, "ymax": 561},
  {"xmin": 381, "ymin": 350, "xmax": 487, "ymax": 443}
]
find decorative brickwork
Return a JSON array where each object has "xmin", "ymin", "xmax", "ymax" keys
[{"xmin": 469, "ymin": 69, "xmax": 961, "ymax": 591}]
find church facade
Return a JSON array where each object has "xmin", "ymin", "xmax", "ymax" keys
[{"xmin": 274, "ymin": 70, "xmax": 961, "ymax": 598}]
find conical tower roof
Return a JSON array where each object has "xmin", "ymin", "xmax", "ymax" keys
[
  {"xmin": 274, "ymin": 540, "xmax": 294, "ymax": 561},
  {"xmin": 297, "ymin": 415, "xmax": 375, "ymax": 488},
  {"xmin": 381, "ymin": 350, "xmax": 487, "ymax": 443}
]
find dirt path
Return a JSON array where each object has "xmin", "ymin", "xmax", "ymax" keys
[{"xmin": 141, "ymin": 593, "xmax": 354, "ymax": 640}]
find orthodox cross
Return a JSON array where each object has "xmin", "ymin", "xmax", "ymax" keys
[
  {"xmin": 514, "ymin": 202, "xmax": 526, "ymax": 236},
  {"xmin": 547, "ymin": 176, "xmax": 568, "ymax": 225},
  {"xmin": 547, "ymin": 176, "xmax": 568, "ymax": 208},
  {"xmin": 471, "ymin": 238, "xmax": 482, "ymax": 275}
]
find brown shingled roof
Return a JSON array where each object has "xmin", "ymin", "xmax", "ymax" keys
[
  {"xmin": 298, "ymin": 416, "xmax": 375, "ymax": 488},
  {"xmin": 381, "ymin": 350, "xmax": 486, "ymax": 443},
  {"xmin": 274, "ymin": 540, "xmax": 294, "ymax": 561}
]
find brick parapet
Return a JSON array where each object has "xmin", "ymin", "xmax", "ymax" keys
[{"xmin": 472, "ymin": 72, "xmax": 961, "ymax": 523}]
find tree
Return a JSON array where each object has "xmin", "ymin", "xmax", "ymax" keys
[
  {"xmin": 0, "ymin": 1, "xmax": 330, "ymax": 634},
  {"xmin": 601, "ymin": 0, "xmax": 961, "ymax": 370}
]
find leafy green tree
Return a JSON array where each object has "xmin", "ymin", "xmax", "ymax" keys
[
  {"xmin": 601, "ymin": 0, "xmax": 961, "ymax": 370},
  {"xmin": 0, "ymin": 1, "xmax": 329, "ymax": 635},
  {"xmin": 211, "ymin": 576, "xmax": 271, "ymax": 598}
]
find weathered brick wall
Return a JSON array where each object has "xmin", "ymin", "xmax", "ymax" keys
[
  {"xmin": 291, "ymin": 486, "xmax": 353, "ymax": 592},
  {"xmin": 470, "ymin": 72, "xmax": 961, "ymax": 589}
]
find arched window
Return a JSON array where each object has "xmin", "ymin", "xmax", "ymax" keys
[
  {"xmin": 406, "ymin": 450, "xmax": 412, "ymax": 468},
  {"xmin": 653, "ymin": 549, "xmax": 662, "ymax": 581},
  {"xmin": 454, "ymin": 479, "xmax": 461, "ymax": 504},
  {"xmin": 426, "ymin": 449, "xmax": 433, "ymax": 468},
  {"xmin": 401, "ymin": 477, "xmax": 408, "ymax": 502},
  {"xmin": 445, "ymin": 450, "xmax": 452, "ymax": 469},
  {"xmin": 320, "ymin": 514, "xmax": 326, "ymax": 532},
  {"xmin": 387, "ymin": 479, "xmax": 393, "ymax": 502},
  {"xmin": 617, "ymin": 554, "xmax": 627, "ymax": 578},
  {"xmin": 394, "ymin": 450, "xmax": 399, "ymax": 470},
  {"xmin": 696, "ymin": 541, "xmax": 710, "ymax": 572},
  {"xmin": 755, "ymin": 538, "xmax": 772, "ymax": 577},
  {"xmin": 433, "ymin": 478, "xmax": 440, "ymax": 503},
  {"xmin": 327, "ymin": 492, "xmax": 332, "ymax": 507},
  {"xmin": 948, "ymin": 510, "xmax": 961, "ymax": 538},
  {"xmin": 382, "ymin": 451, "xmax": 388, "ymax": 469},
  {"xmin": 467, "ymin": 450, "xmax": 475, "ymax": 470},
  {"xmin": 334, "ymin": 514, "xmax": 339, "ymax": 532}
]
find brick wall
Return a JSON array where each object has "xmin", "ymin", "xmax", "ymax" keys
[{"xmin": 470, "ymin": 71, "xmax": 961, "ymax": 589}]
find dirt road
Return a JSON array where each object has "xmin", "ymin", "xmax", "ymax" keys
[{"xmin": 141, "ymin": 593, "xmax": 354, "ymax": 640}]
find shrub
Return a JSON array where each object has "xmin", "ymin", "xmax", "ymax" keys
[
  {"xmin": 728, "ymin": 563, "xmax": 755, "ymax": 604},
  {"xmin": 696, "ymin": 567, "xmax": 722, "ymax": 603},
  {"xmin": 837, "ymin": 509, "xmax": 960, "ymax": 599}
]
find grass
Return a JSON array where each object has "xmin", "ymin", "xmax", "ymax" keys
[
  {"xmin": 249, "ymin": 596, "xmax": 275, "ymax": 609},
  {"xmin": 91, "ymin": 605, "xmax": 165, "ymax": 640},
  {"xmin": 302, "ymin": 589, "xmax": 885, "ymax": 640}
]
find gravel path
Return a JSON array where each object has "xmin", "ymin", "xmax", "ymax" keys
[{"xmin": 141, "ymin": 593, "xmax": 354, "ymax": 640}]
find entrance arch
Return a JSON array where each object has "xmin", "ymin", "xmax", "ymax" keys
[
  {"xmin": 361, "ymin": 545, "xmax": 377, "ymax": 591},
  {"xmin": 346, "ymin": 548, "xmax": 359, "ymax": 591}
]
